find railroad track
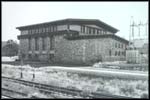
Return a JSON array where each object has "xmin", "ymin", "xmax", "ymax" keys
[
  {"xmin": 2, "ymin": 76, "xmax": 132, "ymax": 98},
  {"xmin": 2, "ymin": 95, "xmax": 14, "ymax": 99},
  {"xmin": 2, "ymin": 87, "xmax": 28, "ymax": 98}
]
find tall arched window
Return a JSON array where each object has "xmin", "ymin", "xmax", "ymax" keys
[
  {"xmin": 42, "ymin": 37, "xmax": 46, "ymax": 50},
  {"xmin": 109, "ymin": 50, "xmax": 111, "ymax": 56},
  {"xmin": 35, "ymin": 38, "xmax": 39, "ymax": 51},
  {"xmin": 50, "ymin": 36, "xmax": 54, "ymax": 50},
  {"xmin": 28, "ymin": 38, "xmax": 31, "ymax": 51}
]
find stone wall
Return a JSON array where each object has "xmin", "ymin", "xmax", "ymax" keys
[
  {"xmin": 54, "ymin": 36, "xmax": 114, "ymax": 65},
  {"xmin": 84, "ymin": 38, "xmax": 110, "ymax": 64},
  {"xmin": 19, "ymin": 33, "xmax": 127, "ymax": 64},
  {"xmin": 54, "ymin": 35, "xmax": 85, "ymax": 64},
  {"xmin": 54, "ymin": 36, "xmax": 127, "ymax": 64}
]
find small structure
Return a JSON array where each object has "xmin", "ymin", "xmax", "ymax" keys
[{"xmin": 126, "ymin": 39, "xmax": 148, "ymax": 64}]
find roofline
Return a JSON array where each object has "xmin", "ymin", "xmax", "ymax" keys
[{"xmin": 16, "ymin": 18, "xmax": 119, "ymax": 33}]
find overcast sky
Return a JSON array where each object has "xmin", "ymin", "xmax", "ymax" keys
[{"xmin": 2, "ymin": 2, "xmax": 148, "ymax": 43}]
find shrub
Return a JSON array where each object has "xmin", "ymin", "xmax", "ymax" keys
[
  {"xmin": 136, "ymin": 81, "xmax": 147, "ymax": 91},
  {"xmin": 120, "ymin": 84, "xmax": 135, "ymax": 96},
  {"xmin": 140, "ymin": 93, "xmax": 148, "ymax": 98}
]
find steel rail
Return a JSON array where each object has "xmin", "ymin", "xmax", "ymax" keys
[
  {"xmin": 2, "ymin": 88, "xmax": 28, "ymax": 98},
  {"xmin": 2, "ymin": 95, "xmax": 15, "ymax": 99},
  {"xmin": 2, "ymin": 76, "xmax": 133, "ymax": 98}
]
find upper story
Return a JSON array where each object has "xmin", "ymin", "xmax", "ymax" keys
[
  {"xmin": 17, "ymin": 18, "xmax": 118, "ymax": 38},
  {"xmin": 17, "ymin": 18, "xmax": 129, "ymax": 45}
]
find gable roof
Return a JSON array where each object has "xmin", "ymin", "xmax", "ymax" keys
[{"xmin": 16, "ymin": 18, "xmax": 119, "ymax": 33}]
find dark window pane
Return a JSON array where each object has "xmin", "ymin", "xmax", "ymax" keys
[{"xmin": 28, "ymin": 38, "xmax": 31, "ymax": 50}]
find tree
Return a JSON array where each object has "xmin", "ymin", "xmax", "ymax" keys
[{"xmin": 2, "ymin": 40, "xmax": 19, "ymax": 57}]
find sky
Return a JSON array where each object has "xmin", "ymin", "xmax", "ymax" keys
[{"xmin": 2, "ymin": 2, "xmax": 148, "ymax": 43}]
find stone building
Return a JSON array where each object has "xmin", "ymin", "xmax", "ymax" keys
[{"xmin": 17, "ymin": 18, "xmax": 129, "ymax": 65}]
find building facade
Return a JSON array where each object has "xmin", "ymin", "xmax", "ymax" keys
[
  {"xmin": 126, "ymin": 39, "xmax": 148, "ymax": 64},
  {"xmin": 17, "ymin": 18, "xmax": 129, "ymax": 65}
]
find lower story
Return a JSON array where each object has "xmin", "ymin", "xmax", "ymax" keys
[{"xmin": 19, "ymin": 35, "xmax": 128, "ymax": 65}]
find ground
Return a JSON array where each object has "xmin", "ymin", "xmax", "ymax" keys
[{"xmin": 2, "ymin": 56, "xmax": 149, "ymax": 98}]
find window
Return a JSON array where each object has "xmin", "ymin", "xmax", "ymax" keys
[
  {"xmin": 49, "ymin": 26, "xmax": 51, "ymax": 32},
  {"xmin": 83, "ymin": 26, "xmax": 85, "ymax": 33},
  {"xmin": 118, "ymin": 51, "xmax": 120, "ymax": 56},
  {"xmin": 118, "ymin": 43, "xmax": 120, "ymax": 48},
  {"xmin": 41, "ymin": 28, "xmax": 43, "ymax": 33},
  {"xmin": 35, "ymin": 29, "xmax": 37, "ymax": 33},
  {"xmin": 115, "ymin": 51, "xmax": 117, "ymax": 56},
  {"xmin": 96, "ymin": 30, "xmax": 98, "ymax": 34},
  {"xmin": 43, "ymin": 28, "xmax": 45, "ymax": 33},
  {"xmin": 39, "ymin": 28, "xmax": 42, "ymax": 33},
  {"xmin": 49, "ymin": 54, "xmax": 54, "ymax": 62},
  {"xmin": 67, "ymin": 24, "xmax": 70, "ymax": 30},
  {"xmin": 55, "ymin": 26, "xmax": 57, "ymax": 31},
  {"xmin": 51, "ymin": 26, "xmax": 53, "ymax": 32},
  {"xmin": 122, "ymin": 44, "xmax": 123, "ymax": 48},
  {"xmin": 42, "ymin": 37, "xmax": 46, "ymax": 50},
  {"xmin": 46, "ymin": 27, "xmax": 49, "ymax": 32},
  {"xmin": 109, "ymin": 50, "xmax": 111, "ymax": 56},
  {"xmin": 28, "ymin": 54, "xmax": 32, "ymax": 59},
  {"xmin": 93, "ymin": 28, "xmax": 95, "ymax": 34},
  {"xmin": 124, "ymin": 51, "xmax": 126, "ymax": 56},
  {"xmin": 91, "ymin": 28, "xmax": 93, "ymax": 34},
  {"xmin": 28, "ymin": 38, "xmax": 31, "ymax": 50},
  {"xmin": 38, "ymin": 29, "xmax": 39, "ymax": 33},
  {"xmin": 81, "ymin": 26, "xmax": 86, "ymax": 33},
  {"xmin": 81, "ymin": 26, "xmax": 83, "ymax": 32},
  {"xmin": 103, "ymin": 30, "xmax": 106, "ymax": 34},
  {"xmin": 53, "ymin": 26, "xmax": 55, "ymax": 32},
  {"xmin": 21, "ymin": 31, "xmax": 24, "ymax": 35},
  {"xmin": 115, "ymin": 43, "xmax": 117, "ymax": 48},
  {"xmin": 86, "ymin": 27, "xmax": 88, "ymax": 34},
  {"xmin": 124, "ymin": 45, "xmax": 126, "ymax": 49},
  {"xmin": 50, "ymin": 36, "xmax": 54, "ymax": 50},
  {"xmin": 35, "ymin": 38, "xmax": 39, "ymax": 50},
  {"xmin": 35, "ymin": 54, "xmax": 39, "ymax": 60},
  {"xmin": 28, "ymin": 30, "xmax": 31, "ymax": 34},
  {"xmin": 122, "ymin": 52, "xmax": 124, "ymax": 56},
  {"xmin": 101, "ymin": 30, "xmax": 103, "ymax": 35},
  {"xmin": 89, "ymin": 28, "xmax": 91, "ymax": 34},
  {"xmin": 99, "ymin": 30, "xmax": 101, "ymax": 35},
  {"xmin": 32, "ymin": 29, "xmax": 35, "ymax": 34}
]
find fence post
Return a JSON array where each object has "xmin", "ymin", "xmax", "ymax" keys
[{"xmin": 20, "ymin": 53, "xmax": 25, "ymax": 78}]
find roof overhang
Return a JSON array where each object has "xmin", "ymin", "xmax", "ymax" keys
[{"xmin": 16, "ymin": 18, "xmax": 119, "ymax": 33}]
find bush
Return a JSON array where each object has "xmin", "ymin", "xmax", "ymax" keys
[
  {"xmin": 120, "ymin": 84, "xmax": 135, "ymax": 96},
  {"xmin": 140, "ymin": 93, "xmax": 148, "ymax": 98},
  {"xmin": 136, "ymin": 83, "xmax": 146, "ymax": 91}
]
